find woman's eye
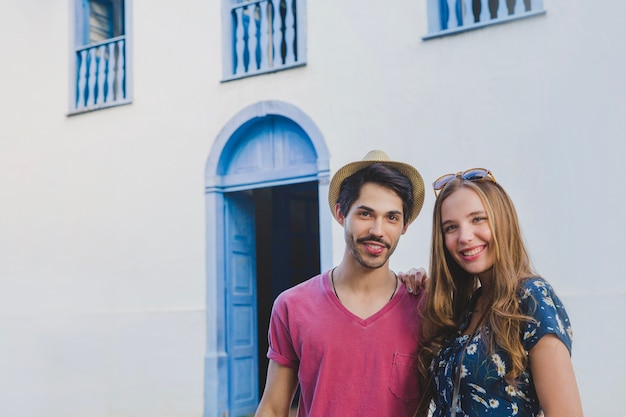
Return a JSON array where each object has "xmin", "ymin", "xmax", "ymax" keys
[
  {"xmin": 443, "ymin": 224, "xmax": 457, "ymax": 233},
  {"xmin": 473, "ymin": 216, "xmax": 487, "ymax": 223}
]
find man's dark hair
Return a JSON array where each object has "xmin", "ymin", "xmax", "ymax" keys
[{"xmin": 336, "ymin": 163, "xmax": 414, "ymax": 225}]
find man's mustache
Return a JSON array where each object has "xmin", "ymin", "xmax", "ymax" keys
[{"xmin": 356, "ymin": 236, "xmax": 391, "ymax": 249}]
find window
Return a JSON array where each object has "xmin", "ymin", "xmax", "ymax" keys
[
  {"xmin": 222, "ymin": 0, "xmax": 306, "ymax": 81},
  {"xmin": 71, "ymin": 0, "xmax": 131, "ymax": 113},
  {"xmin": 424, "ymin": 0, "xmax": 546, "ymax": 39}
]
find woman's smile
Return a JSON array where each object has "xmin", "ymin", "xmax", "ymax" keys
[{"xmin": 459, "ymin": 245, "xmax": 486, "ymax": 259}]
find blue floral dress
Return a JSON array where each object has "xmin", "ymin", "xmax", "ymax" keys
[{"xmin": 430, "ymin": 277, "xmax": 573, "ymax": 417}]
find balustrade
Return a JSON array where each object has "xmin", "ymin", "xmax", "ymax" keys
[
  {"xmin": 229, "ymin": 0, "xmax": 299, "ymax": 78},
  {"xmin": 427, "ymin": 0, "xmax": 545, "ymax": 38},
  {"xmin": 75, "ymin": 36, "xmax": 126, "ymax": 111}
]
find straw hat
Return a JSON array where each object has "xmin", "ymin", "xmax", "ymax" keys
[{"xmin": 328, "ymin": 150, "xmax": 425, "ymax": 225}]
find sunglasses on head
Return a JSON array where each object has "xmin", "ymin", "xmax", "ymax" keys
[{"xmin": 432, "ymin": 168, "xmax": 496, "ymax": 196}]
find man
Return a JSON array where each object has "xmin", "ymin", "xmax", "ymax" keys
[{"xmin": 255, "ymin": 150, "xmax": 426, "ymax": 417}]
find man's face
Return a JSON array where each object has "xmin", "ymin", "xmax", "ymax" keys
[{"xmin": 337, "ymin": 182, "xmax": 408, "ymax": 269}]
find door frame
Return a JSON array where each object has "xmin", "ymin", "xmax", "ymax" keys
[{"xmin": 203, "ymin": 100, "xmax": 332, "ymax": 417}]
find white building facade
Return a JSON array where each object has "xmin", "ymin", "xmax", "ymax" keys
[{"xmin": 1, "ymin": 0, "xmax": 624, "ymax": 416}]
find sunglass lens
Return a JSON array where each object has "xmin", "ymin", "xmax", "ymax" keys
[
  {"xmin": 462, "ymin": 169, "xmax": 489, "ymax": 181},
  {"xmin": 433, "ymin": 174, "xmax": 456, "ymax": 190}
]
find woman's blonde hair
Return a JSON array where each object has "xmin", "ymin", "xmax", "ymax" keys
[{"xmin": 416, "ymin": 178, "xmax": 536, "ymax": 416}]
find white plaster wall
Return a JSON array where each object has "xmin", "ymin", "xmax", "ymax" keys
[
  {"xmin": 0, "ymin": 1, "xmax": 211, "ymax": 416},
  {"xmin": 0, "ymin": 0, "xmax": 623, "ymax": 416}
]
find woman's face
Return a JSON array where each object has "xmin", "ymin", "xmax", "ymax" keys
[{"xmin": 440, "ymin": 187, "xmax": 495, "ymax": 280}]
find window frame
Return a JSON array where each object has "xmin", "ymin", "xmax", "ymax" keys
[
  {"xmin": 69, "ymin": 0, "xmax": 133, "ymax": 115},
  {"xmin": 424, "ymin": 0, "xmax": 546, "ymax": 40},
  {"xmin": 220, "ymin": 0, "xmax": 307, "ymax": 82}
]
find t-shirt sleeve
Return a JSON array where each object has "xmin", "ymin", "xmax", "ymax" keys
[
  {"xmin": 519, "ymin": 277, "xmax": 573, "ymax": 354},
  {"xmin": 266, "ymin": 294, "xmax": 300, "ymax": 369}
]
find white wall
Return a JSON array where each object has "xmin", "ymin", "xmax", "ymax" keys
[
  {"xmin": 0, "ymin": 1, "xmax": 211, "ymax": 416},
  {"xmin": 0, "ymin": 0, "xmax": 623, "ymax": 415}
]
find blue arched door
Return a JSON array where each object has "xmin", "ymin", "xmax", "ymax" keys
[
  {"xmin": 204, "ymin": 101, "xmax": 331, "ymax": 417},
  {"xmin": 221, "ymin": 115, "xmax": 322, "ymax": 416}
]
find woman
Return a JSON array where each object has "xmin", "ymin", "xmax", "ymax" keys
[{"xmin": 416, "ymin": 169, "xmax": 583, "ymax": 417}]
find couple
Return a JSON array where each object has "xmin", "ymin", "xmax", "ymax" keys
[{"xmin": 254, "ymin": 150, "xmax": 583, "ymax": 417}]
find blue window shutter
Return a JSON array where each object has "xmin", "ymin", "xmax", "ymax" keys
[
  {"xmin": 89, "ymin": 0, "xmax": 115, "ymax": 43},
  {"xmin": 80, "ymin": 0, "xmax": 90, "ymax": 45}
]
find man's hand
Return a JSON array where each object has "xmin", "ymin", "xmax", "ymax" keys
[{"xmin": 397, "ymin": 267, "xmax": 428, "ymax": 295}]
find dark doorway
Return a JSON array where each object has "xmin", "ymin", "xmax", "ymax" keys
[{"xmin": 254, "ymin": 181, "xmax": 321, "ymax": 398}]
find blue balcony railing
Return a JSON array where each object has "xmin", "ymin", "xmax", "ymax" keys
[
  {"xmin": 74, "ymin": 35, "xmax": 127, "ymax": 111},
  {"xmin": 425, "ymin": 0, "xmax": 545, "ymax": 39},
  {"xmin": 226, "ymin": 0, "xmax": 303, "ymax": 80}
]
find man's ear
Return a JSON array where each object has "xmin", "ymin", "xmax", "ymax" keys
[
  {"xmin": 334, "ymin": 203, "xmax": 345, "ymax": 226},
  {"xmin": 401, "ymin": 222, "xmax": 409, "ymax": 235}
]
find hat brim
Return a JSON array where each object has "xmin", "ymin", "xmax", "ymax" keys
[{"xmin": 328, "ymin": 157, "xmax": 425, "ymax": 225}]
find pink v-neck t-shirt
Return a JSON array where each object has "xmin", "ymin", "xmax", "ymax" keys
[{"xmin": 267, "ymin": 270, "xmax": 425, "ymax": 416}]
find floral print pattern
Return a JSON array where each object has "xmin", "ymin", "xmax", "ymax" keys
[{"xmin": 430, "ymin": 278, "xmax": 573, "ymax": 417}]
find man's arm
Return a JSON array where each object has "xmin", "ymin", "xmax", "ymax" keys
[{"xmin": 255, "ymin": 359, "xmax": 299, "ymax": 417}]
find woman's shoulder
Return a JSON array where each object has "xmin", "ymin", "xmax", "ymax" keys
[
  {"xmin": 517, "ymin": 276, "xmax": 567, "ymax": 320},
  {"xmin": 518, "ymin": 276, "xmax": 555, "ymax": 300},
  {"xmin": 517, "ymin": 277, "xmax": 574, "ymax": 351}
]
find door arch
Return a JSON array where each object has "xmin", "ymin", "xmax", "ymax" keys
[{"xmin": 204, "ymin": 101, "xmax": 331, "ymax": 417}]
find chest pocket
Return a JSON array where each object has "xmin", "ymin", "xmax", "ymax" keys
[{"xmin": 388, "ymin": 352, "xmax": 420, "ymax": 402}]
